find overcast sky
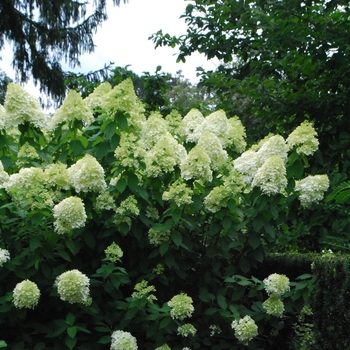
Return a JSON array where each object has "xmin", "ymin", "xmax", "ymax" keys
[{"xmin": 1, "ymin": 0, "xmax": 218, "ymax": 97}]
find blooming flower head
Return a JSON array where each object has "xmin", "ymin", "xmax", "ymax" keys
[
  {"xmin": 84, "ymin": 81, "xmax": 112, "ymax": 110},
  {"xmin": 287, "ymin": 121, "xmax": 319, "ymax": 155},
  {"xmin": 148, "ymin": 228, "xmax": 170, "ymax": 246},
  {"xmin": 201, "ymin": 110, "xmax": 228, "ymax": 144},
  {"xmin": 115, "ymin": 195, "xmax": 139, "ymax": 216},
  {"xmin": 197, "ymin": 130, "xmax": 228, "ymax": 170},
  {"xmin": 155, "ymin": 345, "xmax": 171, "ymax": 350},
  {"xmin": 110, "ymin": 330, "xmax": 138, "ymax": 350},
  {"xmin": 180, "ymin": 145, "xmax": 212, "ymax": 182},
  {"xmin": 4, "ymin": 83, "xmax": 48, "ymax": 129},
  {"xmin": 231, "ymin": 315, "xmax": 258, "ymax": 345},
  {"xmin": 144, "ymin": 134, "xmax": 186, "ymax": 177},
  {"xmin": 177, "ymin": 323, "xmax": 197, "ymax": 337},
  {"xmin": 55, "ymin": 269, "xmax": 90, "ymax": 305},
  {"xmin": 178, "ymin": 109, "xmax": 205, "ymax": 143},
  {"xmin": 44, "ymin": 163, "xmax": 70, "ymax": 190},
  {"xmin": 251, "ymin": 155, "xmax": 288, "ymax": 195},
  {"xmin": 256, "ymin": 135, "xmax": 288, "ymax": 166},
  {"xmin": 263, "ymin": 273, "xmax": 290, "ymax": 297},
  {"xmin": 263, "ymin": 296, "xmax": 285, "ymax": 317},
  {"xmin": 225, "ymin": 116, "xmax": 247, "ymax": 152},
  {"xmin": 131, "ymin": 280, "xmax": 157, "ymax": 303},
  {"xmin": 165, "ymin": 109, "xmax": 183, "ymax": 137},
  {"xmin": 53, "ymin": 196, "xmax": 87, "ymax": 234},
  {"xmin": 114, "ymin": 132, "xmax": 146, "ymax": 169},
  {"xmin": 0, "ymin": 248, "xmax": 10, "ymax": 267},
  {"xmin": 13, "ymin": 280, "xmax": 40, "ymax": 309},
  {"xmin": 0, "ymin": 104, "xmax": 6, "ymax": 129},
  {"xmin": 204, "ymin": 185, "xmax": 230, "ymax": 213},
  {"xmin": 233, "ymin": 150, "xmax": 260, "ymax": 185},
  {"xmin": 105, "ymin": 242, "xmax": 123, "ymax": 262},
  {"xmin": 16, "ymin": 142, "xmax": 40, "ymax": 167},
  {"xmin": 68, "ymin": 154, "xmax": 107, "ymax": 193},
  {"xmin": 140, "ymin": 112, "xmax": 170, "ymax": 150},
  {"xmin": 168, "ymin": 293, "xmax": 194, "ymax": 320},
  {"xmin": 48, "ymin": 90, "xmax": 94, "ymax": 130},
  {"xmin": 162, "ymin": 179, "xmax": 194, "ymax": 207},
  {"xmin": 0, "ymin": 161, "xmax": 9, "ymax": 188},
  {"xmin": 95, "ymin": 192, "xmax": 116, "ymax": 211},
  {"xmin": 295, "ymin": 174, "xmax": 329, "ymax": 207}
]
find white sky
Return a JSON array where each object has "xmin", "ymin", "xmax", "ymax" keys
[{"xmin": 1, "ymin": 0, "xmax": 218, "ymax": 98}]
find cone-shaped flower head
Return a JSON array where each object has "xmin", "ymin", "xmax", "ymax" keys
[
  {"xmin": 263, "ymin": 273, "xmax": 290, "ymax": 297},
  {"xmin": 287, "ymin": 121, "xmax": 319, "ymax": 155},
  {"xmin": 48, "ymin": 90, "xmax": 94, "ymax": 130},
  {"xmin": 55, "ymin": 269, "xmax": 90, "ymax": 304},
  {"xmin": 233, "ymin": 150, "xmax": 260, "ymax": 185},
  {"xmin": 225, "ymin": 116, "xmax": 247, "ymax": 152},
  {"xmin": 68, "ymin": 154, "xmax": 106, "ymax": 193},
  {"xmin": 162, "ymin": 179, "xmax": 194, "ymax": 207},
  {"xmin": 295, "ymin": 174, "xmax": 329, "ymax": 207},
  {"xmin": 178, "ymin": 108, "xmax": 205, "ymax": 143},
  {"xmin": 110, "ymin": 330, "xmax": 138, "ymax": 350},
  {"xmin": 180, "ymin": 145, "xmax": 212, "ymax": 182},
  {"xmin": 105, "ymin": 242, "xmax": 123, "ymax": 262},
  {"xmin": 231, "ymin": 315, "xmax": 258, "ymax": 346},
  {"xmin": 13, "ymin": 280, "xmax": 40, "ymax": 309},
  {"xmin": 144, "ymin": 134, "xmax": 186, "ymax": 177},
  {"xmin": 0, "ymin": 248, "xmax": 10, "ymax": 267},
  {"xmin": 53, "ymin": 196, "xmax": 87, "ymax": 234},
  {"xmin": 256, "ymin": 135, "xmax": 288, "ymax": 166},
  {"xmin": 251, "ymin": 155, "xmax": 288, "ymax": 195},
  {"xmin": 177, "ymin": 323, "xmax": 197, "ymax": 337},
  {"xmin": 84, "ymin": 81, "xmax": 112, "ymax": 110},
  {"xmin": 4, "ymin": 83, "xmax": 48, "ymax": 129},
  {"xmin": 168, "ymin": 293, "xmax": 194, "ymax": 320},
  {"xmin": 0, "ymin": 104, "xmax": 6, "ymax": 129}
]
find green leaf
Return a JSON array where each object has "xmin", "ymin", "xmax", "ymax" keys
[
  {"xmin": 95, "ymin": 141, "xmax": 110, "ymax": 158},
  {"xmin": 159, "ymin": 316, "xmax": 171, "ymax": 329},
  {"xmin": 0, "ymin": 341, "xmax": 7, "ymax": 348},
  {"xmin": 128, "ymin": 174, "xmax": 139, "ymax": 191},
  {"xmin": 98, "ymin": 336, "xmax": 112, "ymax": 345},
  {"xmin": 172, "ymin": 230, "xmax": 182, "ymax": 246},
  {"xmin": 152, "ymin": 219, "xmax": 173, "ymax": 232},
  {"xmin": 222, "ymin": 216, "xmax": 232, "ymax": 230},
  {"xmin": 67, "ymin": 326, "xmax": 77, "ymax": 338},
  {"xmin": 217, "ymin": 294, "xmax": 227, "ymax": 310},
  {"xmin": 70, "ymin": 139, "xmax": 85, "ymax": 157},
  {"xmin": 159, "ymin": 241, "xmax": 169, "ymax": 256},
  {"xmin": 105, "ymin": 121, "xmax": 117, "ymax": 140},
  {"xmin": 29, "ymin": 236, "xmax": 41, "ymax": 251},
  {"xmin": 66, "ymin": 313, "xmax": 75, "ymax": 326},
  {"xmin": 116, "ymin": 112, "xmax": 128, "ymax": 130},
  {"xmin": 65, "ymin": 336, "xmax": 77, "ymax": 350},
  {"xmin": 116, "ymin": 178, "xmax": 127, "ymax": 193}
]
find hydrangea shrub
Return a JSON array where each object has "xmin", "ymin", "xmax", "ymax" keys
[{"xmin": 0, "ymin": 80, "xmax": 326, "ymax": 349}]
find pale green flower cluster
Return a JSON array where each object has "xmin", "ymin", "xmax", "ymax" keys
[
  {"xmin": 286, "ymin": 121, "xmax": 319, "ymax": 155},
  {"xmin": 257, "ymin": 135, "xmax": 288, "ymax": 165},
  {"xmin": 115, "ymin": 195, "xmax": 140, "ymax": 216},
  {"xmin": 148, "ymin": 228, "xmax": 171, "ymax": 246},
  {"xmin": 233, "ymin": 150, "xmax": 260, "ymax": 184},
  {"xmin": 0, "ymin": 161, "xmax": 9, "ymax": 188},
  {"xmin": 4, "ymin": 167, "xmax": 54, "ymax": 209},
  {"xmin": 105, "ymin": 242, "xmax": 123, "ymax": 262},
  {"xmin": 231, "ymin": 315, "xmax": 258, "ymax": 345},
  {"xmin": 263, "ymin": 273, "xmax": 290, "ymax": 297},
  {"xmin": 0, "ymin": 248, "xmax": 10, "ymax": 267},
  {"xmin": 165, "ymin": 109, "xmax": 183, "ymax": 136},
  {"xmin": 0, "ymin": 105, "xmax": 6, "ymax": 129},
  {"xmin": 162, "ymin": 179, "xmax": 194, "ymax": 206},
  {"xmin": 295, "ymin": 175, "xmax": 329, "ymax": 207},
  {"xmin": 155, "ymin": 345, "xmax": 171, "ymax": 350},
  {"xmin": 110, "ymin": 330, "xmax": 138, "ymax": 350},
  {"xmin": 44, "ymin": 163, "xmax": 70, "ymax": 190},
  {"xmin": 13, "ymin": 280, "xmax": 40, "ymax": 309},
  {"xmin": 16, "ymin": 142, "xmax": 40, "ymax": 167},
  {"xmin": 95, "ymin": 192, "xmax": 116, "ymax": 211},
  {"xmin": 152, "ymin": 264, "xmax": 164, "ymax": 275},
  {"xmin": 168, "ymin": 293, "xmax": 194, "ymax": 321},
  {"xmin": 3, "ymin": 83, "xmax": 48, "ymax": 129},
  {"xmin": 145, "ymin": 134, "xmax": 186, "ymax": 177},
  {"xmin": 263, "ymin": 296, "xmax": 285, "ymax": 317},
  {"xmin": 114, "ymin": 133, "xmax": 146, "ymax": 169},
  {"xmin": 177, "ymin": 323, "xmax": 197, "ymax": 337},
  {"xmin": 263, "ymin": 273, "xmax": 290, "ymax": 317},
  {"xmin": 204, "ymin": 185, "xmax": 230, "ymax": 213},
  {"xmin": 180, "ymin": 145, "xmax": 213, "ymax": 182},
  {"xmin": 131, "ymin": 280, "xmax": 157, "ymax": 303},
  {"xmin": 48, "ymin": 90, "xmax": 94, "ymax": 130},
  {"xmin": 100, "ymin": 79, "xmax": 145, "ymax": 131},
  {"xmin": 68, "ymin": 154, "xmax": 107, "ymax": 193},
  {"xmin": 53, "ymin": 196, "xmax": 87, "ymax": 234},
  {"xmin": 209, "ymin": 324, "xmax": 222, "ymax": 337},
  {"xmin": 251, "ymin": 155, "xmax": 288, "ymax": 195},
  {"xmin": 84, "ymin": 81, "xmax": 112, "ymax": 110},
  {"xmin": 178, "ymin": 109, "xmax": 205, "ymax": 143},
  {"xmin": 226, "ymin": 116, "xmax": 247, "ymax": 152},
  {"xmin": 197, "ymin": 131, "xmax": 228, "ymax": 170},
  {"xmin": 55, "ymin": 269, "xmax": 90, "ymax": 305},
  {"xmin": 201, "ymin": 110, "xmax": 229, "ymax": 143}
]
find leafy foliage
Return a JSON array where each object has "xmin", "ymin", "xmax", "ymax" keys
[{"xmin": 0, "ymin": 81, "xmax": 326, "ymax": 348}]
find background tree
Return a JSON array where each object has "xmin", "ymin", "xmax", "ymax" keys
[
  {"xmin": 0, "ymin": 70, "xmax": 12, "ymax": 104},
  {"xmin": 0, "ymin": 0, "xmax": 128, "ymax": 102}
]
